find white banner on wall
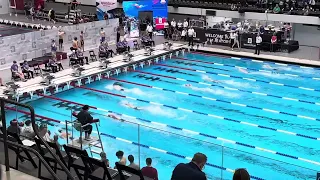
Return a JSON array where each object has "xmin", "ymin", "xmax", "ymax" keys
[
  {"xmin": 96, "ymin": 0, "xmax": 117, "ymax": 12},
  {"xmin": 0, "ymin": 19, "xmax": 119, "ymax": 70}
]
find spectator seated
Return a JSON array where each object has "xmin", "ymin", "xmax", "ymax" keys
[
  {"xmin": 133, "ymin": 40, "xmax": 140, "ymax": 50},
  {"xmin": 141, "ymin": 36, "xmax": 155, "ymax": 47},
  {"xmin": 116, "ymin": 40, "xmax": 130, "ymax": 54}
]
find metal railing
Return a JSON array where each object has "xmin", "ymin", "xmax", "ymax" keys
[{"xmin": 0, "ymin": 98, "xmax": 75, "ymax": 180}]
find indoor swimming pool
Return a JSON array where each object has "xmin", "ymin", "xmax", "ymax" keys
[{"xmin": 5, "ymin": 51, "xmax": 320, "ymax": 180}]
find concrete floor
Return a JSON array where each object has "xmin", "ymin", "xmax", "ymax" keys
[
  {"xmin": 0, "ymin": 35, "xmax": 319, "ymax": 84},
  {"xmin": 1, "ymin": 165, "xmax": 40, "ymax": 180}
]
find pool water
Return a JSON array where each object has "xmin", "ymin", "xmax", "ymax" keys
[{"xmin": 5, "ymin": 52, "xmax": 320, "ymax": 180}]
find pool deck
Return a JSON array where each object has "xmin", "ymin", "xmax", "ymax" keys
[
  {"xmin": 0, "ymin": 43, "xmax": 185, "ymax": 99},
  {"xmin": 2, "ymin": 42, "xmax": 320, "ymax": 100},
  {"xmin": 196, "ymin": 46, "xmax": 320, "ymax": 67}
]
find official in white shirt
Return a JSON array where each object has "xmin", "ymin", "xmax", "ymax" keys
[
  {"xmin": 181, "ymin": 29, "xmax": 187, "ymax": 41},
  {"xmin": 255, "ymin": 34, "xmax": 262, "ymax": 55},
  {"xmin": 230, "ymin": 31, "xmax": 235, "ymax": 48},
  {"xmin": 171, "ymin": 19, "xmax": 176, "ymax": 28},
  {"xmin": 177, "ymin": 20, "xmax": 183, "ymax": 31},
  {"xmin": 188, "ymin": 27, "xmax": 195, "ymax": 46},
  {"xmin": 183, "ymin": 19, "xmax": 188, "ymax": 28},
  {"xmin": 147, "ymin": 24, "xmax": 153, "ymax": 39}
]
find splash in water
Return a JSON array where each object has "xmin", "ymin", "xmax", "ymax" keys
[
  {"xmin": 144, "ymin": 105, "xmax": 177, "ymax": 118},
  {"xmin": 106, "ymin": 84, "xmax": 161, "ymax": 99},
  {"xmin": 184, "ymin": 84, "xmax": 239, "ymax": 98}
]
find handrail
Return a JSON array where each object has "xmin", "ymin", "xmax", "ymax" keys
[
  {"xmin": 0, "ymin": 138, "xmax": 61, "ymax": 180},
  {"xmin": 0, "ymin": 98, "xmax": 75, "ymax": 180},
  {"xmin": 9, "ymin": 96, "xmax": 317, "ymax": 172}
]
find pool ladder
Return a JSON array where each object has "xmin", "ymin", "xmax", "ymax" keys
[{"xmin": 65, "ymin": 120, "xmax": 105, "ymax": 158}]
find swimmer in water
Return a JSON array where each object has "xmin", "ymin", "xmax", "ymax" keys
[
  {"xmin": 113, "ymin": 82, "xmax": 125, "ymax": 91},
  {"xmin": 57, "ymin": 129, "xmax": 71, "ymax": 139},
  {"xmin": 124, "ymin": 102, "xmax": 143, "ymax": 110},
  {"xmin": 262, "ymin": 64, "xmax": 278, "ymax": 74},
  {"xmin": 108, "ymin": 113, "xmax": 124, "ymax": 122},
  {"xmin": 238, "ymin": 67, "xmax": 249, "ymax": 74},
  {"xmin": 202, "ymin": 75, "xmax": 220, "ymax": 83}
]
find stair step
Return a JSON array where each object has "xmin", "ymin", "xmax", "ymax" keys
[
  {"xmin": 90, "ymin": 141, "xmax": 102, "ymax": 148},
  {"xmin": 90, "ymin": 148, "xmax": 101, "ymax": 155}
]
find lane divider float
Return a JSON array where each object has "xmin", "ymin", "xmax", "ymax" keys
[
  {"xmin": 190, "ymin": 51, "xmax": 320, "ymax": 70},
  {"xmin": 154, "ymin": 64, "xmax": 320, "ymax": 92},
  {"xmin": 133, "ymin": 70, "xmax": 320, "ymax": 106},
  {"xmin": 174, "ymin": 57, "xmax": 320, "ymax": 80},
  {"xmin": 108, "ymin": 78, "xmax": 320, "ymax": 122}
]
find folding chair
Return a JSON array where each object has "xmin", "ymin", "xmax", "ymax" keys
[
  {"xmin": 81, "ymin": 155, "xmax": 119, "ymax": 180},
  {"xmin": 89, "ymin": 50, "xmax": 98, "ymax": 62},
  {"xmin": 63, "ymin": 144, "xmax": 89, "ymax": 180},
  {"xmin": 34, "ymin": 138, "xmax": 68, "ymax": 179},
  {"xmin": 33, "ymin": 63, "xmax": 42, "ymax": 76},
  {"xmin": 115, "ymin": 162, "xmax": 145, "ymax": 180},
  {"xmin": 7, "ymin": 131, "xmax": 37, "ymax": 170}
]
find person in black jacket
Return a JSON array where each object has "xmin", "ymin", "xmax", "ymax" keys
[
  {"xmin": 72, "ymin": 105, "xmax": 99, "ymax": 140},
  {"xmin": 171, "ymin": 153, "xmax": 207, "ymax": 180}
]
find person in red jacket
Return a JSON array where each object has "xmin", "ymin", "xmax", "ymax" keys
[
  {"xmin": 271, "ymin": 33, "xmax": 277, "ymax": 52},
  {"xmin": 141, "ymin": 158, "xmax": 158, "ymax": 180}
]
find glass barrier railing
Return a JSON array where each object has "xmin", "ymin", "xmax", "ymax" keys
[{"xmin": 2, "ymin": 103, "xmax": 319, "ymax": 180}]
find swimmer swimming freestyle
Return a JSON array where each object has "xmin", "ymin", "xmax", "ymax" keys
[
  {"xmin": 113, "ymin": 82, "xmax": 125, "ymax": 91},
  {"xmin": 123, "ymin": 102, "xmax": 143, "ymax": 110},
  {"xmin": 107, "ymin": 113, "xmax": 124, "ymax": 122}
]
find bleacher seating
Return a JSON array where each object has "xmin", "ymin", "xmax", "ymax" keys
[{"xmin": 168, "ymin": 0, "xmax": 320, "ymax": 17}]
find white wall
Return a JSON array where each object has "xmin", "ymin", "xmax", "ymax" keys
[
  {"xmin": 55, "ymin": 0, "xmax": 96, "ymax": 6},
  {"xmin": 168, "ymin": 6, "xmax": 320, "ymax": 25},
  {"xmin": 293, "ymin": 24, "xmax": 320, "ymax": 47},
  {"xmin": 0, "ymin": 0, "xmax": 9, "ymax": 14},
  {"xmin": 206, "ymin": 16, "xmax": 231, "ymax": 27}
]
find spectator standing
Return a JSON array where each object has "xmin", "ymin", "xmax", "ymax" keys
[
  {"xmin": 255, "ymin": 34, "xmax": 262, "ymax": 55},
  {"xmin": 271, "ymin": 33, "xmax": 277, "ymax": 52},
  {"xmin": 128, "ymin": 155, "xmax": 139, "ymax": 170},
  {"xmin": 181, "ymin": 29, "xmax": 186, "ymax": 41},
  {"xmin": 187, "ymin": 27, "xmax": 195, "ymax": 47},
  {"xmin": 141, "ymin": 158, "xmax": 158, "ymax": 180},
  {"xmin": 100, "ymin": 28, "xmax": 106, "ymax": 43},
  {"xmin": 0, "ymin": 77, "xmax": 3, "ymax": 86},
  {"xmin": 164, "ymin": 21, "xmax": 169, "ymax": 39},
  {"xmin": 71, "ymin": 37, "xmax": 79, "ymax": 51},
  {"xmin": 183, "ymin": 19, "xmax": 188, "ymax": 29},
  {"xmin": 80, "ymin": 31, "xmax": 85, "ymax": 52},
  {"xmin": 171, "ymin": 19, "xmax": 177, "ymax": 29},
  {"xmin": 115, "ymin": 150, "xmax": 127, "ymax": 165},
  {"xmin": 51, "ymin": 39, "xmax": 57, "ymax": 55},
  {"xmin": 58, "ymin": 29, "xmax": 65, "ymax": 50},
  {"xmin": 22, "ymin": 60, "xmax": 34, "ymax": 79},
  {"xmin": 147, "ymin": 23, "xmax": 153, "ymax": 39},
  {"xmin": 233, "ymin": 168, "xmax": 250, "ymax": 180},
  {"xmin": 177, "ymin": 20, "xmax": 183, "ymax": 31},
  {"xmin": 116, "ymin": 26, "xmax": 121, "ymax": 43},
  {"xmin": 232, "ymin": 32, "xmax": 240, "ymax": 50},
  {"xmin": 230, "ymin": 31, "xmax": 236, "ymax": 49},
  {"xmin": 171, "ymin": 153, "xmax": 207, "ymax": 180},
  {"xmin": 48, "ymin": 8, "xmax": 56, "ymax": 23}
]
